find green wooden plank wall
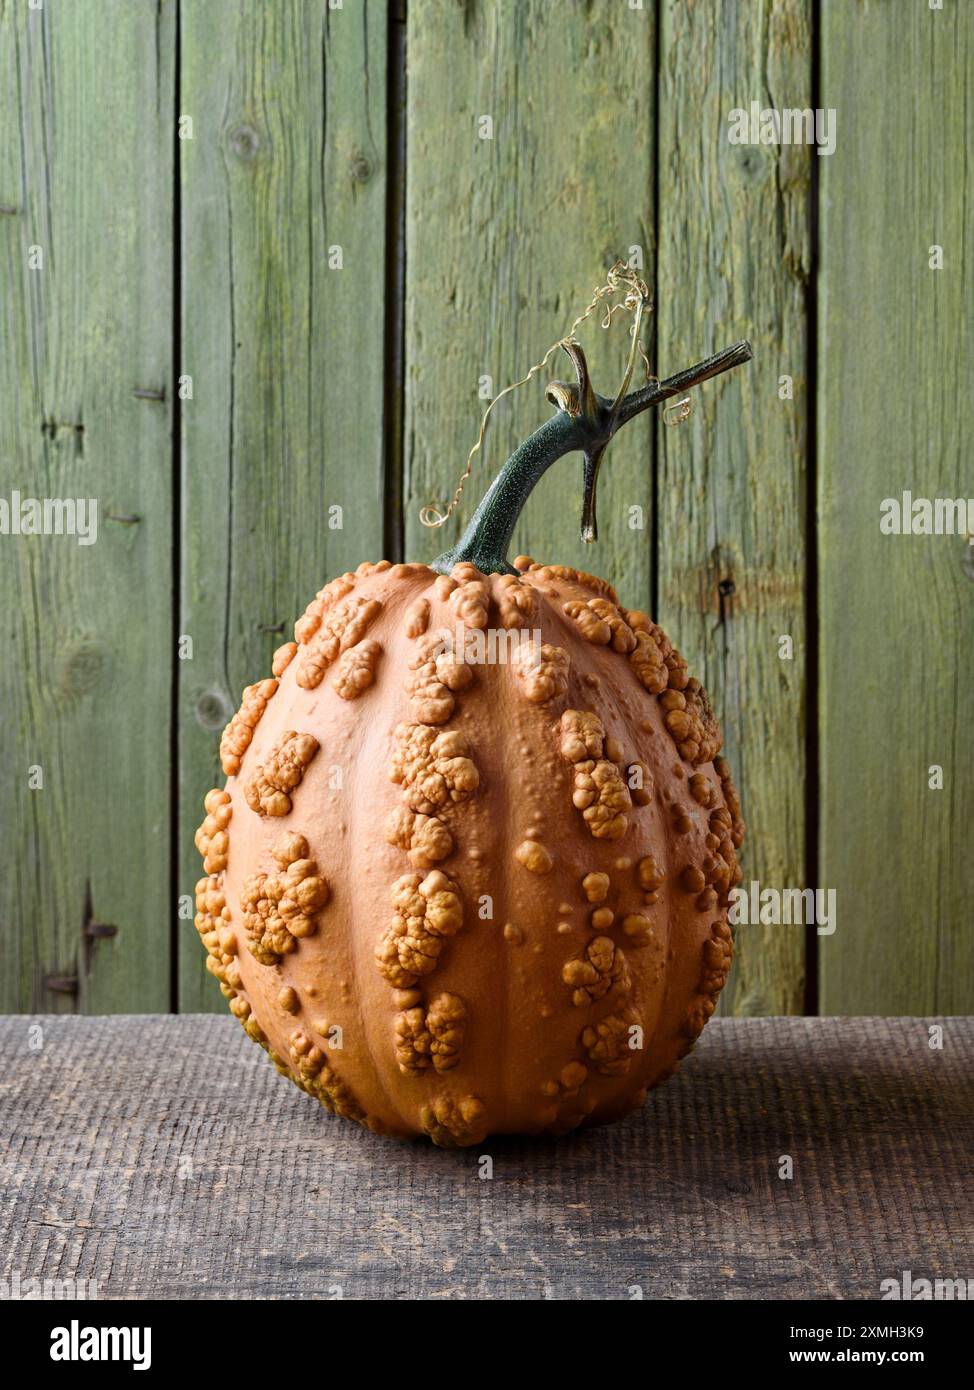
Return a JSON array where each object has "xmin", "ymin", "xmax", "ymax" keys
[
  {"xmin": 818, "ymin": 0, "xmax": 974, "ymax": 1013},
  {"xmin": 0, "ymin": 0, "xmax": 970, "ymax": 1016},
  {"xmin": 0, "ymin": 0, "xmax": 175, "ymax": 1013},
  {"xmin": 655, "ymin": 0, "xmax": 811, "ymax": 1016}
]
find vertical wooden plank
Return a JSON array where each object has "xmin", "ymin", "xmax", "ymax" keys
[
  {"xmin": 819, "ymin": 4, "xmax": 974, "ymax": 1012},
  {"xmin": 0, "ymin": 0, "xmax": 174, "ymax": 1012},
  {"xmin": 656, "ymin": 1, "xmax": 811, "ymax": 1014},
  {"xmin": 178, "ymin": 0, "xmax": 390, "ymax": 1008},
  {"xmin": 404, "ymin": 0, "xmax": 655, "ymax": 597}
]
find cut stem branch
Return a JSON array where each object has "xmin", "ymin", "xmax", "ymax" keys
[{"xmin": 431, "ymin": 337, "xmax": 753, "ymax": 576}]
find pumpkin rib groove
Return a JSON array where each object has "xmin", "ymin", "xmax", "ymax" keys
[
  {"xmin": 478, "ymin": 658, "xmax": 512, "ymax": 1135},
  {"xmin": 344, "ymin": 696, "xmax": 404, "ymax": 1138},
  {"xmin": 366, "ymin": 585, "xmax": 459, "ymax": 1137}
]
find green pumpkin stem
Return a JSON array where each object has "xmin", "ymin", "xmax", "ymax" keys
[{"xmin": 431, "ymin": 337, "xmax": 754, "ymax": 577}]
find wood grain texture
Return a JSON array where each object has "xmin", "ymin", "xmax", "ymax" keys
[
  {"xmin": 0, "ymin": 1014, "xmax": 969, "ymax": 1299},
  {"xmin": 818, "ymin": 2, "xmax": 974, "ymax": 1013},
  {"xmin": 656, "ymin": 0, "xmax": 811, "ymax": 1015},
  {"xmin": 177, "ymin": 0, "xmax": 389, "ymax": 1009},
  {"xmin": 403, "ymin": 0, "xmax": 656, "ymax": 595},
  {"xmin": 0, "ymin": 0, "xmax": 174, "ymax": 1013}
]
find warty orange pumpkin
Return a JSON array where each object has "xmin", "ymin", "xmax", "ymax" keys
[{"xmin": 195, "ymin": 323, "xmax": 752, "ymax": 1147}]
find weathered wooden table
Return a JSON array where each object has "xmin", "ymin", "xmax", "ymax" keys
[{"xmin": 0, "ymin": 1016, "xmax": 969, "ymax": 1301}]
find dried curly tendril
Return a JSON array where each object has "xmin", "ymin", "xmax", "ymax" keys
[{"xmin": 420, "ymin": 261, "xmax": 685, "ymax": 531}]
